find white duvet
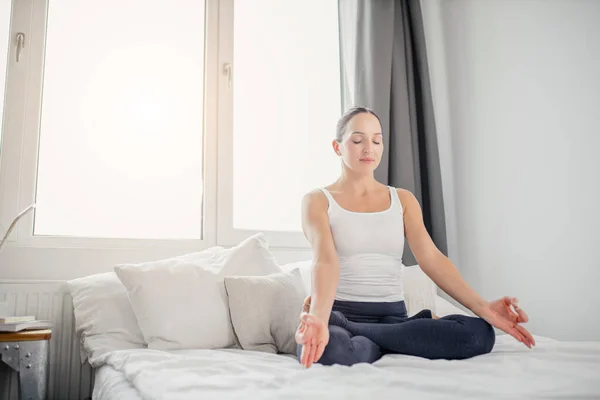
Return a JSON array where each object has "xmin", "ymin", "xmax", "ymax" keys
[{"xmin": 100, "ymin": 334, "xmax": 600, "ymax": 400}]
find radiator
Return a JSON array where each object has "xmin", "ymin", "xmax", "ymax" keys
[{"xmin": 0, "ymin": 281, "xmax": 94, "ymax": 400}]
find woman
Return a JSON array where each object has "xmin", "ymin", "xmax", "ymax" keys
[{"xmin": 295, "ymin": 107, "xmax": 535, "ymax": 368}]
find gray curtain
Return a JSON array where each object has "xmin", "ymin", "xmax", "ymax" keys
[{"xmin": 338, "ymin": 0, "xmax": 447, "ymax": 264}]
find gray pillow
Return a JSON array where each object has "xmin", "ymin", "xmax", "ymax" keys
[{"xmin": 224, "ymin": 268, "xmax": 305, "ymax": 355}]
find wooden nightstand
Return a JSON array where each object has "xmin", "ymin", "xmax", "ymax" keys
[{"xmin": 0, "ymin": 329, "xmax": 51, "ymax": 400}]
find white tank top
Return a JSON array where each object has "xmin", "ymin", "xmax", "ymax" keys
[{"xmin": 319, "ymin": 186, "xmax": 406, "ymax": 302}]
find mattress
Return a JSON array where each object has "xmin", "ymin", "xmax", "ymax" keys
[{"xmin": 92, "ymin": 334, "xmax": 600, "ymax": 400}]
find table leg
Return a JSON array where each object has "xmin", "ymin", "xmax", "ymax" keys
[{"xmin": 17, "ymin": 341, "xmax": 49, "ymax": 400}]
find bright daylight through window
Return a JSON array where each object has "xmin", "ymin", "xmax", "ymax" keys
[
  {"xmin": 33, "ymin": 0, "xmax": 206, "ymax": 240},
  {"xmin": 4, "ymin": 0, "xmax": 342, "ymax": 244},
  {"xmin": 232, "ymin": 0, "xmax": 342, "ymax": 233}
]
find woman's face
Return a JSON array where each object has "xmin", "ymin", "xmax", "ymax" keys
[{"xmin": 333, "ymin": 112, "xmax": 384, "ymax": 172}]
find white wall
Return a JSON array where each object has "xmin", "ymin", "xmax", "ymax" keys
[{"xmin": 424, "ymin": 0, "xmax": 600, "ymax": 341}]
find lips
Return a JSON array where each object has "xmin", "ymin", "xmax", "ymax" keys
[{"xmin": 360, "ymin": 158, "xmax": 375, "ymax": 162}]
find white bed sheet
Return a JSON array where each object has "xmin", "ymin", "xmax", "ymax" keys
[
  {"xmin": 92, "ymin": 364, "xmax": 142, "ymax": 400},
  {"xmin": 94, "ymin": 334, "xmax": 600, "ymax": 400}
]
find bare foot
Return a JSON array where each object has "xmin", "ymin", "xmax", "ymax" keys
[{"xmin": 432, "ymin": 311, "xmax": 440, "ymax": 319}]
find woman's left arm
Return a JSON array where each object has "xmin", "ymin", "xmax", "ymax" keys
[
  {"xmin": 398, "ymin": 189, "xmax": 535, "ymax": 348},
  {"xmin": 397, "ymin": 189, "xmax": 489, "ymax": 315}
]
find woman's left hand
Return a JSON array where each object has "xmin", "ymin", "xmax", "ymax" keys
[{"xmin": 477, "ymin": 296, "xmax": 536, "ymax": 348}]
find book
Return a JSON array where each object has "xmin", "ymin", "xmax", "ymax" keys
[
  {"xmin": 0, "ymin": 316, "xmax": 36, "ymax": 324},
  {"xmin": 0, "ymin": 320, "xmax": 52, "ymax": 333}
]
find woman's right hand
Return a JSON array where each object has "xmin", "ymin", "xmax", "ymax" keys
[
  {"xmin": 296, "ymin": 295, "xmax": 330, "ymax": 368},
  {"xmin": 295, "ymin": 311, "xmax": 329, "ymax": 368}
]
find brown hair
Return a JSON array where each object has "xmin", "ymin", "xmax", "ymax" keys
[{"xmin": 335, "ymin": 106, "xmax": 382, "ymax": 142}]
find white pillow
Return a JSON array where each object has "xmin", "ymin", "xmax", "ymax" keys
[
  {"xmin": 68, "ymin": 245, "xmax": 227, "ymax": 366},
  {"xmin": 279, "ymin": 260, "xmax": 312, "ymax": 295},
  {"xmin": 401, "ymin": 264, "xmax": 438, "ymax": 316},
  {"xmin": 224, "ymin": 268, "xmax": 306, "ymax": 355},
  {"xmin": 68, "ymin": 272, "xmax": 146, "ymax": 366},
  {"xmin": 280, "ymin": 261, "xmax": 438, "ymax": 316},
  {"xmin": 115, "ymin": 233, "xmax": 281, "ymax": 351}
]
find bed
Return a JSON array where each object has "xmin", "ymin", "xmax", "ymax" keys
[
  {"xmin": 92, "ymin": 363, "xmax": 141, "ymax": 400},
  {"xmin": 69, "ymin": 239, "xmax": 599, "ymax": 400},
  {"xmin": 91, "ymin": 333, "xmax": 600, "ymax": 400}
]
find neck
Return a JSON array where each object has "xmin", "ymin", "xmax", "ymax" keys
[{"xmin": 336, "ymin": 165, "xmax": 379, "ymax": 195}]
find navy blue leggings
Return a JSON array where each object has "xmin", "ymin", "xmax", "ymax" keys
[{"xmin": 297, "ymin": 300, "xmax": 496, "ymax": 366}]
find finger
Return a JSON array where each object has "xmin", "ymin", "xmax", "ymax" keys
[
  {"xmin": 302, "ymin": 300, "xmax": 311, "ymax": 313},
  {"xmin": 307, "ymin": 343, "xmax": 317, "ymax": 368},
  {"xmin": 299, "ymin": 311, "xmax": 309, "ymax": 324},
  {"xmin": 297, "ymin": 314, "xmax": 312, "ymax": 336},
  {"xmin": 299, "ymin": 325, "xmax": 312, "ymax": 365},
  {"xmin": 509, "ymin": 301, "xmax": 528, "ymax": 323},
  {"xmin": 501, "ymin": 296, "xmax": 515, "ymax": 309},
  {"xmin": 497, "ymin": 319, "xmax": 527, "ymax": 345},
  {"xmin": 515, "ymin": 324, "xmax": 535, "ymax": 347},
  {"xmin": 506, "ymin": 299, "xmax": 529, "ymax": 324},
  {"xmin": 506, "ymin": 306, "xmax": 520, "ymax": 324},
  {"xmin": 315, "ymin": 342, "xmax": 326, "ymax": 362},
  {"xmin": 515, "ymin": 307, "xmax": 528, "ymax": 323},
  {"xmin": 506, "ymin": 325, "xmax": 525, "ymax": 343},
  {"xmin": 296, "ymin": 331, "xmax": 305, "ymax": 345},
  {"xmin": 509, "ymin": 297, "xmax": 523, "ymax": 314},
  {"xmin": 504, "ymin": 298, "xmax": 518, "ymax": 313},
  {"xmin": 301, "ymin": 344, "xmax": 312, "ymax": 367},
  {"xmin": 301, "ymin": 313, "xmax": 318, "ymax": 327},
  {"xmin": 300, "ymin": 344, "xmax": 307, "ymax": 366},
  {"xmin": 508, "ymin": 328, "xmax": 528, "ymax": 347},
  {"xmin": 509, "ymin": 325, "xmax": 531, "ymax": 348},
  {"xmin": 295, "ymin": 322, "xmax": 307, "ymax": 344}
]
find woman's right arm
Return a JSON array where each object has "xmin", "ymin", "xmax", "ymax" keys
[{"xmin": 301, "ymin": 191, "xmax": 340, "ymax": 323}]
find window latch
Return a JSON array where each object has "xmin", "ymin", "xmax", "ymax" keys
[
  {"xmin": 16, "ymin": 32, "xmax": 25, "ymax": 63},
  {"xmin": 223, "ymin": 63, "xmax": 232, "ymax": 88}
]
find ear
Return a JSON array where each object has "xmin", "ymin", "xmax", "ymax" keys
[{"xmin": 332, "ymin": 140, "xmax": 341, "ymax": 156}]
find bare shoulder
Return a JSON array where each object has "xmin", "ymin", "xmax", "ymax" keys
[
  {"xmin": 395, "ymin": 187, "xmax": 418, "ymax": 202},
  {"xmin": 394, "ymin": 188, "xmax": 421, "ymax": 214},
  {"xmin": 301, "ymin": 189, "xmax": 329, "ymax": 215},
  {"xmin": 301, "ymin": 189, "xmax": 336, "ymax": 252}
]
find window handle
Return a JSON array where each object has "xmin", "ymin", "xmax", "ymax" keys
[
  {"xmin": 223, "ymin": 63, "xmax": 232, "ymax": 88},
  {"xmin": 16, "ymin": 32, "xmax": 25, "ymax": 62}
]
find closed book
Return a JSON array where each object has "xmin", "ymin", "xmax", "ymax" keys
[
  {"xmin": 0, "ymin": 320, "xmax": 52, "ymax": 333},
  {"xmin": 0, "ymin": 316, "xmax": 36, "ymax": 324}
]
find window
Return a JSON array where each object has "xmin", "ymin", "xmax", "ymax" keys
[
  {"xmin": 0, "ymin": 0, "xmax": 341, "ymax": 250},
  {"xmin": 33, "ymin": 0, "xmax": 206, "ymax": 240},
  {"xmin": 218, "ymin": 0, "xmax": 342, "ymax": 246}
]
